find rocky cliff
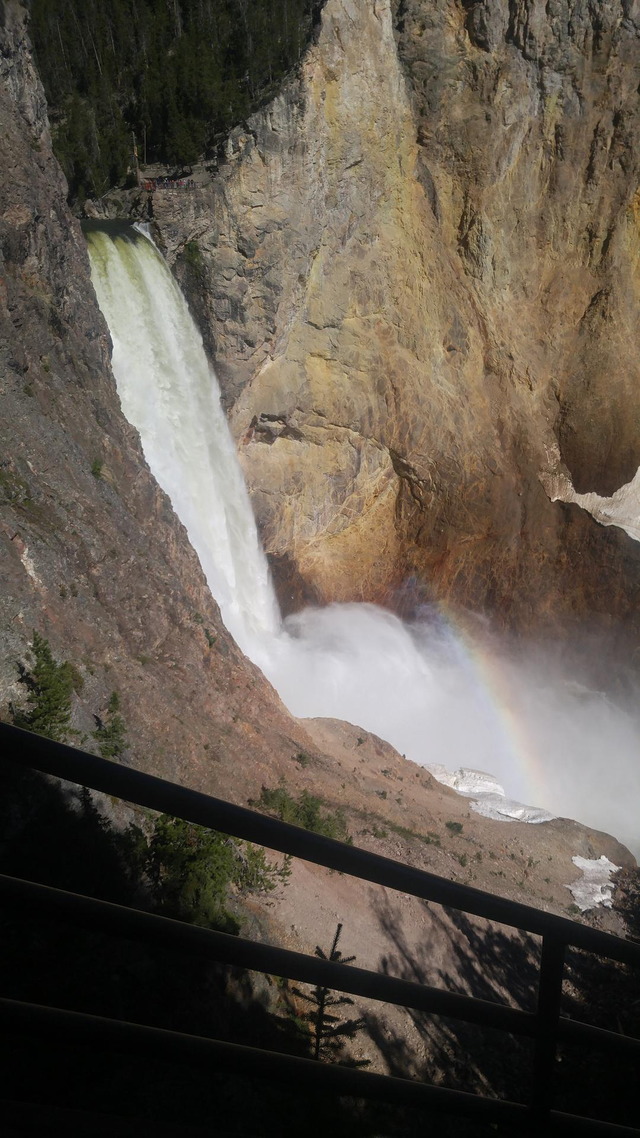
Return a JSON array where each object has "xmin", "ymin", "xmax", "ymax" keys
[
  {"xmin": 0, "ymin": 0, "xmax": 331, "ymax": 802},
  {"xmin": 148, "ymin": 0, "xmax": 640, "ymax": 640}
]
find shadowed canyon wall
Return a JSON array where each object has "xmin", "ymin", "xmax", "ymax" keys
[
  {"xmin": 0, "ymin": 0, "xmax": 331, "ymax": 800},
  {"xmin": 150, "ymin": 0, "xmax": 640, "ymax": 635}
]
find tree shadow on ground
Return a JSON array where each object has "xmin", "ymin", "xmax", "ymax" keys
[
  {"xmin": 553, "ymin": 943, "xmax": 640, "ymax": 1128},
  {"xmin": 364, "ymin": 887, "xmax": 640, "ymax": 1134},
  {"xmin": 361, "ymin": 890, "xmax": 541, "ymax": 1136}
]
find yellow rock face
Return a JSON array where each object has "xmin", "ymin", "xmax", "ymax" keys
[
  {"xmin": 158, "ymin": 0, "xmax": 640, "ymax": 629},
  {"xmin": 222, "ymin": 0, "xmax": 503, "ymax": 605}
]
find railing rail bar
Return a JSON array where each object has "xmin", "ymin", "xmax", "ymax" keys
[
  {"xmin": 0, "ymin": 872, "xmax": 536, "ymax": 1037},
  {"xmin": 0, "ymin": 996, "xmax": 532, "ymax": 1125},
  {"xmin": 4, "ymin": 998, "xmax": 640, "ymax": 1136},
  {"xmin": 558, "ymin": 1016, "xmax": 640, "ymax": 1053},
  {"xmin": 548, "ymin": 1115, "xmax": 640, "ymax": 1137},
  {"xmin": 5, "ymin": 872, "xmax": 637, "ymax": 1058},
  {"xmin": 3, "ymin": 724, "xmax": 638, "ymax": 965},
  {"xmin": 531, "ymin": 937, "xmax": 565, "ymax": 1116},
  {"xmin": 0, "ymin": 1099, "xmax": 214, "ymax": 1137}
]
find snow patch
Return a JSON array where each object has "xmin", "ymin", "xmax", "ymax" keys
[
  {"xmin": 567, "ymin": 855, "xmax": 621, "ymax": 912},
  {"xmin": 541, "ymin": 454, "xmax": 640, "ymax": 545},
  {"xmin": 19, "ymin": 545, "xmax": 41, "ymax": 587},
  {"xmin": 470, "ymin": 795, "xmax": 555, "ymax": 824},
  {"xmin": 428, "ymin": 766, "xmax": 506, "ymax": 797},
  {"xmin": 427, "ymin": 766, "xmax": 555, "ymax": 824}
]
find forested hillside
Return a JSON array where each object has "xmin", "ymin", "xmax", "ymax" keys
[{"xmin": 28, "ymin": 0, "xmax": 321, "ymax": 201}]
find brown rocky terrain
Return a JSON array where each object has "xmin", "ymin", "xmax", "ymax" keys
[
  {"xmin": 1, "ymin": 0, "xmax": 638, "ymax": 1103},
  {"xmin": 235, "ymin": 714, "xmax": 635, "ymax": 1079}
]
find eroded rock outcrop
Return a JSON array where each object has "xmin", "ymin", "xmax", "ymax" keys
[{"xmin": 151, "ymin": 0, "xmax": 640, "ymax": 636}]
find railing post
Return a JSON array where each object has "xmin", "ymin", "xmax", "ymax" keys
[{"xmin": 531, "ymin": 935, "xmax": 565, "ymax": 1124}]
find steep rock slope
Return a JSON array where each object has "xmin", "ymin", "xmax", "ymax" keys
[
  {"xmin": 152, "ymin": 0, "xmax": 640, "ymax": 633},
  {"xmin": 0, "ymin": 0, "xmax": 327, "ymax": 801}
]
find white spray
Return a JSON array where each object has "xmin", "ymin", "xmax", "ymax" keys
[{"xmin": 86, "ymin": 226, "xmax": 640, "ymax": 856}]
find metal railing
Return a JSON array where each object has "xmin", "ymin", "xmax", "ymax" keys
[{"xmin": 1, "ymin": 721, "xmax": 639, "ymax": 1135}]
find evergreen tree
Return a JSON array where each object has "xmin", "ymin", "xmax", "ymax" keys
[
  {"xmin": 92, "ymin": 691, "xmax": 128, "ymax": 760},
  {"xmin": 257, "ymin": 782, "xmax": 351, "ymax": 843},
  {"xmin": 28, "ymin": 0, "xmax": 323, "ymax": 202},
  {"xmin": 147, "ymin": 814, "xmax": 239, "ymax": 931},
  {"xmin": 146, "ymin": 815, "xmax": 290, "ymax": 933},
  {"xmin": 292, "ymin": 923, "xmax": 370, "ymax": 1066},
  {"xmin": 11, "ymin": 632, "xmax": 75, "ymax": 742}
]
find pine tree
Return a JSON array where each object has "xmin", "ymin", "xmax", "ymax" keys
[
  {"xmin": 92, "ymin": 691, "xmax": 128, "ymax": 760},
  {"xmin": 29, "ymin": 0, "xmax": 321, "ymax": 201},
  {"xmin": 147, "ymin": 814, "xmax": 240, "ymax": 933},
  {"xmin": 292, "ymin": 923, "xmax": 370, "ymax": 1066},
  {"xmin": 12, "ymin": 632, "xmax": 75, "ymax": 742},
  {"xmin": 146, "ymin": 815, "xmax": 291, "ymax": 933}
]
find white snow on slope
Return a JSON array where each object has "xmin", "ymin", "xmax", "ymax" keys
[
  {"xmin": 470, "ymin": 794, "xmax": 555, "ymax": 824},
  {"xmin": 427, "ymin": 766, "xmax": 555, "ymax": 824},
  {"xmin": 430, "ymin": 769, "xmax": 619, "ymax": 912},
  {"xmin": 567, "ymin": 855, "xmax": 621, "ymax": 912},
  {"xmin": 541, "ymin": 446, "xmax": 640, "ymax": 544}
]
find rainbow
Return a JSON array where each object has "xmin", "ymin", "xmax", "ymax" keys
[{"xmin": 421, "ymin": 602, "xmax": 550, "ymax": 811}]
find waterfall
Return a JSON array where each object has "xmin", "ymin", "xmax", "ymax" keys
[
  {"xmin": 85, "ymin": 222, "xmax": 279, "ymax": 657},
  {"xmin": 86, "ymin": 224, "xmax": 640, "ymax": 855}
]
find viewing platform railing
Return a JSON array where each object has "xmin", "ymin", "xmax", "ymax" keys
[{"xmin": 1, "ymin": 721, "xmax": 639, "ymax": 1136}]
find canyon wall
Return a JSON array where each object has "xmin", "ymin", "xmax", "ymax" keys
[
  {"xmin": 151, "ymin": 0, "xmax": 640, "ymax": 636},
  {"xmin": 0, "ymin": 0, "xmax": 330, "ymax": 802}
]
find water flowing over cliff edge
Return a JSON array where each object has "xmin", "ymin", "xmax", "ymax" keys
[
  {"xmin": 86, "ymin": 222, "xmax": 279, "ymax": 657},
  {"xmin": 87, "ymin": 224, "xmax": 640, "ymax": 856}
]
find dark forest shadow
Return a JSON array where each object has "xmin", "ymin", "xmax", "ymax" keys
[{"xmin": 0, "ymin": 758, "xmax": 376, "ymax": 1136}]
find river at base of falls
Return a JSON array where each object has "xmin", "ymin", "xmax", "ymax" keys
[{"xmin": 86, "ymin": 223, "xmax": 640, "ymax": 857}]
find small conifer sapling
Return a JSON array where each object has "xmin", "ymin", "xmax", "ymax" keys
[
  {"xmin": 93, "ymin": 691, "xmax": 128, "ymax": 760},
  {"xmin": 292, "ymin": 923, "xmax": 370, "ymax": 1066}
]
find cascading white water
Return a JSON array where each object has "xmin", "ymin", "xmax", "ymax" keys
[
  {"xmin": 86, "ymin": 223, "xmax": 279, "ymax": 657},
  {"xmin": 86, "ymin": 224, "xmax": 640, "ymax": 855}
]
